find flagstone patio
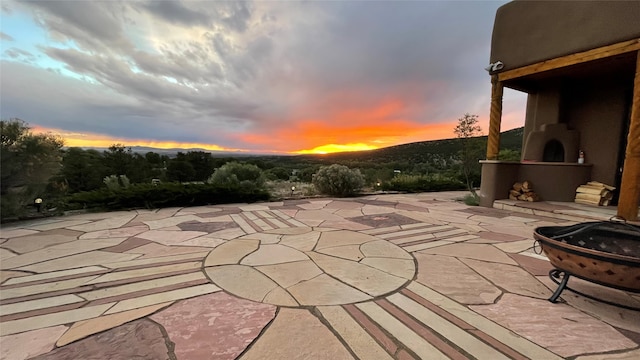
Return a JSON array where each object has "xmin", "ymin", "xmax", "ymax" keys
[{"xmin": 1, "ymin": 191, "xmax": 639, "ymax": 359}]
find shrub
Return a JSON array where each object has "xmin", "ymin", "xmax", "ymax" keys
[
  {"xmin": 381, "ymin": 174, "xmax": 466, "ymax": 193},
  {"xmin": 312, "ymin": 164, "xmax": 365, "ymax": 197},
  {"xmin": 208, "ymin": 162, "xmax": 265, "ymax": 191},
  {"xmin": 103, "ymin": 175, "xmax": 130, "ymax": 191},
  {"xmin": 64, "ymin": 182, "xmax": 270, "ymax": 211},
  {"xmin": 461, "ymin": 192, "xmax": 480, "ymax": 206},
  {"xmin": 498, "ymin": 149, "xmax": 521, "ymax": 161}
]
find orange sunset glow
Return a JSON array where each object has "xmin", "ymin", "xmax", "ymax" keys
[
  {"xmin": 31, "ymin": 119, "xmax": 459, "ymax": 155},
  {"xmin": 30, "ymin": 126, "xmax": 249, "ymax": 153},
  {"xmin": 237, "ymin": 99, "xmax": 462, "ymax": 153}
]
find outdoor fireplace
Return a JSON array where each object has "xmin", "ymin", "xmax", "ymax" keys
[
  {"xmin": 522, "ymin": 123, "xmax": 580, "ymax": 162},
  {"xmin": 533, "ymin": 220, "xmax": 640, "ymax": 310}
]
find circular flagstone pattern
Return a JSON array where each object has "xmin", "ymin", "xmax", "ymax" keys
[{"xmin": 203, "ymin": 227, "xmax": 415, "ymax": 306}]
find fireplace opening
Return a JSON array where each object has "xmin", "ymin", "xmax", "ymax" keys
[{"xmin": 543, "ymin": 139, "xmax": 565, "ymax": 162}]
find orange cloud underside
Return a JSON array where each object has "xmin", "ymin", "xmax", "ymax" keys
[
  {"xmin": 242, "ymin": 99, "xmax": 458, "ymax": 153},
  {"xmin": 241, "ymin": 120, "xmax": 456, "ymax": 154}
]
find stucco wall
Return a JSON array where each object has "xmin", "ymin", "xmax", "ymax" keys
[
  {"xmin": 491, "ymin": 1, "xmax": 640, "ymax": 70},
  {"xmin": 479, "ymin": 161, "xmax": 592, "ymax": 207},
  {"xmin": 564, "ymin": 75, "xmax": 630, "ymax": 187}
]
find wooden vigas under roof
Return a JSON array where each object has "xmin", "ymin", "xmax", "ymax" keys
[{"xmin": 498, "ymin": 38, "xmax": 640, "ymax": 82}]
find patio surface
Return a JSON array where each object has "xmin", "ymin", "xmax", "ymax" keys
[{"xmin": 1, "ymin": 192, "xmax": 639, "ymax": 360}]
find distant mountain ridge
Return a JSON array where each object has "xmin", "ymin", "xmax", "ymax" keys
[
  {"xmin": 298, "ymin": 127, "xmax": 524, "ymax": 163},
  {"xmin": 74, "ymin": 127, "xmax": 524, "ymax": 161}
]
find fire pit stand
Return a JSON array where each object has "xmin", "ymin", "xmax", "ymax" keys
[
  {"xmin": 533, "ymin": 220, "xmax": 640, "ymax": 311},
  {"xmin": 547, "ymin": 269, "xmax": 640, "ymax": 311}
]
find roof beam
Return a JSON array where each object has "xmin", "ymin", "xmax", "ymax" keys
[{"xmin": 498, "ymin": 38, "xmax": 640, "ymax": 82}]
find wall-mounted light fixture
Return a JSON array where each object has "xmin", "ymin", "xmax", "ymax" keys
[{"xmin": 484, "ymin": 61, "xmax": 504, "ymax": 73}]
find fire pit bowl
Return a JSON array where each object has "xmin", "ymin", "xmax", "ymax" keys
[{"xmin": 533, "ymin": 221, "xmax": 640, "ymax": 309}]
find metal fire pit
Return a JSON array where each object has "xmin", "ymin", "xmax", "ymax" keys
[{"xmin": 533, "ymin": 220, "xmax": 640, "ymax": 310}]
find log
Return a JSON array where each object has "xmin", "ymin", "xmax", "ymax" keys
[
  {"xmin": 575, "ymin": 193, "xmax": 604, "ymax": 202},
  {"xmin": 576, "ymin": 185, "xmax": 607, "ymax": 196},
  {"xmin": 522, "ymin": 181, "xmax": 531, "ymax": 192},
  {"xmin": 513, "ymin": 182, "xmax": 523, "ymax": 192},
  {"xmin": 517, "ymin": 194, "xmax": 528, "ymax": 201},
  {"xmin": 509, "ymin": 189, "xmax": 521, "ymax": 197},
  {"xmin": 526, "ymin": 193, "xmax": 540, "ymax": 202},
  {"xmin": 575, "ymin": 198, "xmax": 602, "ymax": 206},
  {"xmin": 509, "ymin": 194, "xmax": 518, "ymax": 200},
  {"xmin": 587, "ymin": 181, "xmax": 615, "ymax": 191}
]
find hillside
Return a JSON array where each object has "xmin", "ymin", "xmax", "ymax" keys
[{"xmin": 296, "ymin": 127, "xmax": 524, "ymax": 164}]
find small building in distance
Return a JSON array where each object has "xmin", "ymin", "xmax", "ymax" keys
[{"xmin": 479, "ymin": 0, "xmax": 640, "ymax": 221}]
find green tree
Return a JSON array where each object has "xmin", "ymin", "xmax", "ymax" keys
[
  {"xmin": 166, "ymin": 160, "xmax": 196, "ymax": 182},
  {"xmin": 498, "ymin": 149, "xmax": 521, "ymax": 161},
  {"xmin": 265, "ymin": 167, "xmax": 291, "ymax": 181},
  {"xmin": 453, "ymin": 113, "xmax": 483, "ymax": 193},
  {"xmin": 208, "ymin": 162, "xmax": 265, "ymax": 190},
  {"xmin": 182, "ymin": 151, "xmax": 215, "ymax": 181},
  {"xmin": 312, "ymin": 164, "xmax": 365, "ymax": 197},
  {"xmin": 60, "ymin": 147, "xmax": 107, "ymax": 192},
  {"xmin": 1, "ymin": 119, "xmax": 63, "ymax": 218},
  {"xmin": 103, "ymin": 144, "xmax": 134, "ymax": 178}
]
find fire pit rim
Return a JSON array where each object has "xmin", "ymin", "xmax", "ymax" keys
[
  {"xmin": 533, "ymin": 222, "xmax": 640, "ymax": 265},
  {"xmin": 533, "ymin": 226, "xmax": 640, "ymax": 266}
]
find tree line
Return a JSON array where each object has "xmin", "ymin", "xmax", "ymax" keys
[{"xmin": 2, "ymin": 116, "xmax": 521, "ymax": 220}]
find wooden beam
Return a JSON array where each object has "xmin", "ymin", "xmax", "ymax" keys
[
  {"xmin": 486, "ymin": 75, "xmax": 503, "ymax": 160},
  {"xmin": 498, "ymin": 38, "xmax": 640, "ymax": 82},
  {"xmin": 617, "ymin": 51, "xmax": 640, "ymax": 222}
]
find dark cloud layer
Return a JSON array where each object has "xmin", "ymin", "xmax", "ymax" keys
[{"xmin": 1, "ymin": 0, "xmax": 524, "ymax": 152}]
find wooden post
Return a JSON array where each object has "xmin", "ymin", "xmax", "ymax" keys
[
  {"xmin": 617, "ymin": 51, "xmax": 640, "ymax": 221},
  {"xmin": 486, "ymin": 75, "xmax": 503, "ymax": 160}
]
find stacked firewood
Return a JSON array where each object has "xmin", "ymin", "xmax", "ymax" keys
[
  {"xmin": 575, "ymin": 181, "xmax": 615, "ymax": 206},
  {"xmin": 509, "ymin": 181, "xmax": 539, "ymax": 202}
]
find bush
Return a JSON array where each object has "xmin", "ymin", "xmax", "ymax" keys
[
  {"xmin": 208, "ymin": 162, "xmax": 265, "ymax": 191},
  {"xmin": 103, "ymin": 175, "xmax": 130, "ymax": 191},
  {"xmin": 381, "ymin": 174, "xmax": 466, "ymax": 193},
  {"xmin": 461, "ymin": 192, "xmax": 480, "ymax": 206},
  {"xmin": 64, "ymin": 182, "xmax": 270, "ymax": 211},
  {"xmin": 312, "ymin": 164, "xmax": 365, "ymax": 197}
]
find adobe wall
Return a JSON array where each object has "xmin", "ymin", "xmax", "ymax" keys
[
  {"xmin": 491, "ymin": 1, "xmax": 640, "ymax": 70},
  {"xmin": 563, "ymin": 75, "xmax": 630, "ymax": 187}
]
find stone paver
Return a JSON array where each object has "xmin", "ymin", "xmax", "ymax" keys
[
  {"xmin": 255, "ymin": 260, "xmax": 322, "ymax": 288},
  {"xmin": 288, "ymin": 274, "xmax": 371, "ymax": 305},
  {"xmin": 418, "ymin": 242, "xmax": 518, "ymax": 265},
  {"xmin": 1, "ymin": 193, "xmax": 638, "ymax": 360},
  {"xmin": 2, "ymin": 233, "xmax": 79, "ymax": 254},
  {"xmin": 151, "ymin": 292, "xmax": 275, "ymax": 360},
  {"xmin": 240, "ymin": 308, "xmax": 355, "ymax": 360},
  {"xmin": 0, "ymin": 326, "xmax": 68, "ymax": 360},
  {"xmin": 1, "ymin": 304, "xmax": 114, "ymax": 336},
  {"xmin": 318, "ymin": 305, "xmax": 393, "ymax": 360},
  {"xmin": 241, "ymin": 244, "xmax": 309, "ymax": 266},
  {"xmin": 31, "ymin": 319, "xmax": 171, "ymax": 360},
  {"xmin": 56, "ymin": 302, "xmax": 171, "ymax": 346},
  {"xmin": 204, "ymin": 239, "xmax": 259, "ymax": 266},
  {"xmin": 471, "ymin": 293, "xmax": 637, "ymax": 358},
  {"xmin": 461, "ymin": 258, "xmax": 552, "ymax": 299},
  {"xmin": 414, "ymin": 254, "xmax": 501, "ymax": 304}
]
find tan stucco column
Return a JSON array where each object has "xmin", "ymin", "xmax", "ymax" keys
[
  {"xmin": 617, "ymin": 51, "xmax": 640, "ymax": 221},
  {"xmin": 486, "ymin": 75, "xmax": 504, "ymax": 160}
]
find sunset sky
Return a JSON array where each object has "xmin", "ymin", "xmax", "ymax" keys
[{"xmin": 0, "ymin": 0, "xmax": 526, "ymax": 154}]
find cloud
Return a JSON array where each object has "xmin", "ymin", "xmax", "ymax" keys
[
  {"xmin": 0, "ymin": 31, "xmax": 14, "ymax": 41},
  {"xmin": 26, "ymin": 0, "xmax": 132, "ymax": 52},
  {"xmin": 4, "ymin": 47, "xmax": 35, "ymax": 62},
  {"xmin": 139, "ymin": 0, "xmax": 252, "ymax": 32},
  {"xmin": 1, "ymin": 0, "xmax": 525, "ymax": 153}
]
